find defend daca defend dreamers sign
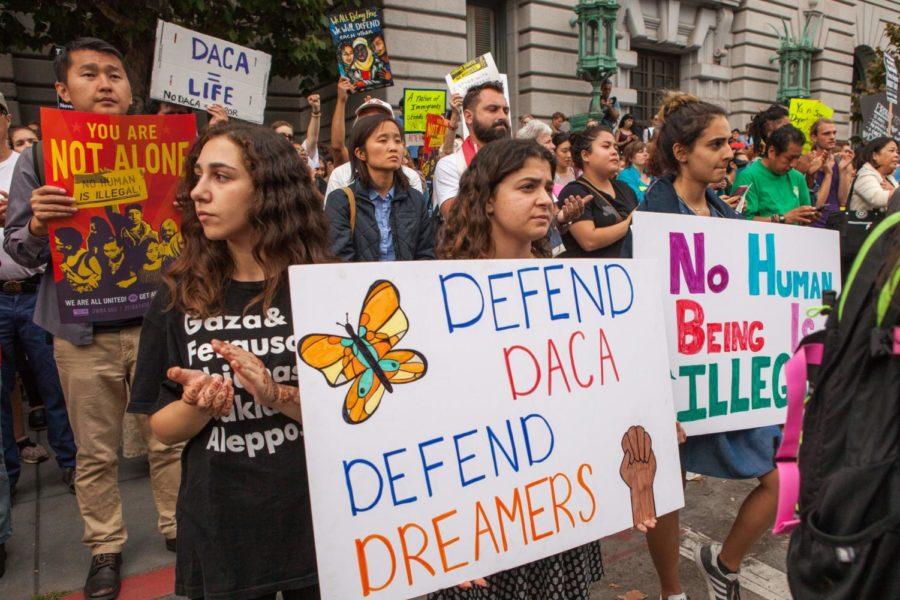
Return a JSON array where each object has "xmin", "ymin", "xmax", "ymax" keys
[
  {"xmin": 150, "ymin": 20, "xmax": 272, "ymax": 123},
  {"xmin": 289, "ymin": 259, "xmax": 683, "ymax": 599},
  {"xmin": 632, "ymin": 213, "xmax": 841, "ymax": 436}
]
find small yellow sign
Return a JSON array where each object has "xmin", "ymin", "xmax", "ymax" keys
[
  {"xmin": 72, "ymin": 168, "xmax": 149, "ymax": 208},
  {"xmin": 788, "ymin": 99, "xmax": 834, "ymax": 153}
]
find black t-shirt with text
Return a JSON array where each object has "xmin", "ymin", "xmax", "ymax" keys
[
  {"xmin": 558, "ymin": 178, "xmax": 637, "ymax": 258},
  {"xmin": 130, "ymin": 281, "xmax": 315, "ymax": 600}
]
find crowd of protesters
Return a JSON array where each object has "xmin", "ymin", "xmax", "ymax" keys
[{"xmin": 0, "ymin": 34, "xmax": 897, "ymax": 600}]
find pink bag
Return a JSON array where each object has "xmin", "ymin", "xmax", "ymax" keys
[{"xmin": 772, "ymin": 341, "xmax": 824, "ymax": 534}]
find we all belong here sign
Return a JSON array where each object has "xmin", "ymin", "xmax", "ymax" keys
[{"xmin": 289, "ymin": 260, "xmax": 684, "ymax": 599}]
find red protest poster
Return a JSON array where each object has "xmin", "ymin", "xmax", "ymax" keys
[
  {"xmin": 423, "ymin": 113, "xmax": 447, "ymax": 152},
  {"xmin": 40, "ymin": 107, "xmax": 196, "ymax": 323}
]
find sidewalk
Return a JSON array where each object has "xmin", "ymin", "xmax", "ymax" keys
[
  {"xmin": 1, "ymin": 432, "xmax": 791, "ymax": 600},
  {"xmin": 0, "ymin": 430, "xmax": 176, "ymax": 600}
]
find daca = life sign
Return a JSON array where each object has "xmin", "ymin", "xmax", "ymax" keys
[{"xmin": 150, "ymin": 20, "xmax": 272, "ymax": 123}]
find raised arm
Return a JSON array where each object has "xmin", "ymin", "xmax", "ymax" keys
[
  {"xmin": 440, "ymin": 93, "xmax": 462, "ymax": 158},
  {"xmin": 331, "ymin": 78, "xmax": 355, "ymax": 167},
  {"xmin": 305, "ymin": 94, "xmax": 321, "ymax": 153}
]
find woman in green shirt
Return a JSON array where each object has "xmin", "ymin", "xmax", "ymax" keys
[{"xmin": 733, "ymin": 124, "xmax": 818, "ymax": 225}]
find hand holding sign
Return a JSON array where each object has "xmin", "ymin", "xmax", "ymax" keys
[
  {"xmin": 29, "ymin": 185, "xmax": 77, "ymax": 236},
  {"xmin": 207, "ymin": 104, "xmax": 230, "ymax": 127},
  {"xmin": 620, "ymin": 425, "xmax": 658, "ymax": 532}
]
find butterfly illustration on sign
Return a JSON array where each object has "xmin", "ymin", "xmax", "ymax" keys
[{"xmin": 298, "ymin": 280, "xmax": 428, "ymax": 424}]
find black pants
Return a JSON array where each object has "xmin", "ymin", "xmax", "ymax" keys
[{"xmin": 195, "ymin": 586, "xmax": 320, "ymax": 600}]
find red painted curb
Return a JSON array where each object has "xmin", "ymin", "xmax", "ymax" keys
[{"xmin": 62, "ymin": 564, "xmax": 175, "ymax": 600}]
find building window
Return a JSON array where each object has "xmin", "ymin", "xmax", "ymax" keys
[
  {"xmin": 467, "ymin": 0, "xmax": 506, "ymax": 71},
  {"xmin": 632, "ymin": 50, "xmax": 680, "ymax": 124}
]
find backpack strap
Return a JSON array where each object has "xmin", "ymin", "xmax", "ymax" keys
[
  {"xmin": 343, "ymin": 186, "xmax": 356, "ymax": 235},
  {"xmin": 773, "ymin": 335, "xmax": 825, "ymax": 535},
  {"xmin": 839, "ymin": 212, "xmax": 900, "ymax": 322},
  {"xmin": 32, "ymin": 141, "xmax": 45, "ymax": 186}
]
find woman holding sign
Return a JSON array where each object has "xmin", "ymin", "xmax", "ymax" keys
[
  {"xmin": 433, "ymin": 138, "xmax": 656, "ymax": 599},
  {"xmin": 636, "ymin": 92, "xmax": 781, "ymax": 600},
  {"xmin": 129, "ymin": 123, "xmax": 330, "ymax": 600}
]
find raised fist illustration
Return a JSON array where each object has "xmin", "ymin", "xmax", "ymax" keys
[{"xmin": 619, "ymin": 425, "xmax": 657, "ymax": 529}]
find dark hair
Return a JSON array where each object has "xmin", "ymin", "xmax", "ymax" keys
[
  {"xmin": 8, "ymin": 125, "xmax": 35, "ymax": 145},
  {"xmin": 438, "ymin": 139, "xmax": 554, "ymax": 259},
  {"xmin": 747, "ymin": 103, "xmax": 789, "ymax": 154},
  {"xmin": 349, "ymin": 114, "xmax": 410, "ymax": 193},
  {"xmin": 53, "ymin": 38, "xmax": 125, "ymax": 83},
  {"xmin": 125, "ymin": 204, "xmax": 143, "ymax": 214},
  {"xmin": 570, "ymin": 124, "xmax": 614, "ymax": 170},
  {"xmin": 618, "ymin": 113, "xmax": 634, "ymax": 129},
  {"xmin": 166, "ymin": 122, "xmax": 332, "ymax": 318},
  {"xmin": 54, "ymin": 227, "xmax": 84, "ymax": 249},
  {"xmin": 646, "ymin": 91, "xmax": 727, "ymax": 177},
  {"xmin": 462, "ymin": 80, "xmax": 505, "ymax": 112},
  {"xmin": 552, "ymin": 111, "xmax": 566, "ymax": 120},
  {"xmin": 551, "ymin": 131, "xmax": 571, "ymax": 148},
  {"xmin": 622, "ymin": 140, "xmax": 647, "ymax": 167},
  {"xmin": 766, "ymin": 125, "xmax": 805, "ymax": 155},
  {"xmin": 855, "ymin": 136, "xmax": 897, "ymax": 171}
]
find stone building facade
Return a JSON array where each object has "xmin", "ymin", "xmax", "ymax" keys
[{"xmin": 2, "ymin": 0, "xmax": 897, "ymax": 140}]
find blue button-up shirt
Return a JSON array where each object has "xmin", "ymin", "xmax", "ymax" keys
[{"xmin": 369, "ymin": 187, "xmax": 395, "ymax": 261}]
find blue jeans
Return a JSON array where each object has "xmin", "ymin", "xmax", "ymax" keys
[
  {"xmin": 0, "ymin": 292, "xmax": 76, "ymax": 486},
  {"xmin": 0, "ymin": 367, "xmax": 11, "ymax": 545}
]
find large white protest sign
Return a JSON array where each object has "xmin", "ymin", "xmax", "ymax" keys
[
  {"xmin": 632, "ymin": 213, "xmax": 841, "ymax": 436},
  {"xmin": 150, "ymin": 20, "xmax": 272, "ymax": 123},
  {"xmin": 445, "ymin": 53, "xmax": 511, "ymax": 138},
  {"xmin": 290, "ymin": 259, "xmax": 683, "ymax": 600}
]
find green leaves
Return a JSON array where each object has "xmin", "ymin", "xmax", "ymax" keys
[{"xmin": 0, "ymin": 0, "xmax": 366, "ymax": 97}]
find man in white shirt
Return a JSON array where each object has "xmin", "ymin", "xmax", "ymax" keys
[
  {"xmin": 271, "ymin": 94, "xmax": 322, "ymax": 169},
  {"xmin": 325, "ymin": 97, "xmax": 422, "ymax": 200},
  {"xmin": 433, "ymin": 81, "xmax": 510, "ymax": 218}
]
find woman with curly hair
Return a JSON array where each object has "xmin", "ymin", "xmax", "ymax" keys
[
  {"xmin": 129, "ymin": 122, "xmax": 331, "ymax": 600},
  {"xmin": 434, "ymin": 138, "xmax": 656, "ymax": 599}
]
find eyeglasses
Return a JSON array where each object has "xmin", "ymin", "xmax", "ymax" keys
[{"xmin": 280, "ymin": 132, "xmax": 294, "ymax": 141}]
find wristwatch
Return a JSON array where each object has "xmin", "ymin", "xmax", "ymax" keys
[{"xmin": 778, "ymin": 214, "xmax": 786, "ymax": 224}]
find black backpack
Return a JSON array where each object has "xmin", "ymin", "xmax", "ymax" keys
[{"xmin": 787, "ymin": 212, "xmax": 900, "ymax": 599}]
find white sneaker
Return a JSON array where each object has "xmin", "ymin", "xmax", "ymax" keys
[
  {"xmin": 694, "ymin": 542, "xmax": 741, "ymax": 600},
  {"xmin": 660, "ymin": 594, "xmax": 689, "ymax": 600}
]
